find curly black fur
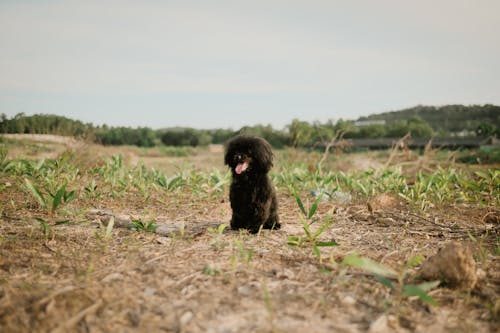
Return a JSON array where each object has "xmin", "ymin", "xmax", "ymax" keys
[{"xmin": 224, "ymin": 135, "xmax": 280, "ymax": 234}]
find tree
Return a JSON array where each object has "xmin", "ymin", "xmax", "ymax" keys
[
  {"xmin": 288, "ymin": 119, "xmax": 314, "ymax": 147},
  {"xmin": 407, "ymin": 116, "xmax": 433, "ymax": 138}
]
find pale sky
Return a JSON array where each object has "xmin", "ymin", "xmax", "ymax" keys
[{"xmin": 1, "ymin": 0, "xmax": 499, "ymax": 129}]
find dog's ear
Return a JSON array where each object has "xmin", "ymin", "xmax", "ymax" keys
[
  {"xmin": 224, "ymin": 143, "xmax": 232, "ymax": 166},
  {"xmin": 252, "ymin": 137, "xmax": 273, "ymax": 173},
  {"xmin": 224, "ymin": 136, "xmax": 238, "ymax": 166}
]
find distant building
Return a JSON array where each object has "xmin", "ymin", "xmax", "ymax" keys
[{"xmin": 354, "ymin": 120, "xmax": 386, "ymax": 127}]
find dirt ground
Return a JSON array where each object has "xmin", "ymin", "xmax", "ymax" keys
[{"xmin": 0, "ymin": 136, "xmax": 499, "ymax": 332}]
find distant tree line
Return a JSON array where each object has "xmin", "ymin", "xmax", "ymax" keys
[
  {"xmin": 0, "ymin": 113, "xmax": 93, "ymax": 137},
  {"xmin": 1, "ymin": 104, "xmax": 498, "ymax": 148},
  {"xmin": 358, "ymin": 104, "xmax": 500, "ymax": 137}
]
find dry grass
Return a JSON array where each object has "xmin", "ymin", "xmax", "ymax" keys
[{"xmin": 0, "ymin": 135, "xmax": 498, "ymax": 332}]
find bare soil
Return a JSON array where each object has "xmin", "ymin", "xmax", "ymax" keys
[{"xmin": 0, "ymin": 135, "xmax": 498, "ymax": 333}]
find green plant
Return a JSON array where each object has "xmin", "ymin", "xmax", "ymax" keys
[
  {"xmin": 95, "ymin": 216, "xmax": 115, "ymax": 241},
  {"xmin": 36, "ymin": 217, "xmax": 52, "ymax": 238},
  {"xmin": 130, "ymin": 218, "xmax": 158, "ymax": 232},
  {"xmin": 84, "ymin": 179, "xmax": 100, "ymax": 199},
  {"xmin": 0, "ymin": 146, "xmax": 11, "ymax": 172},
  {"xmin": 287, "ymin": 190, "xmax": 338, "ymax": 261},
  {"xmin": 467, "ymin": 230, "xmax": 491, "ymax": 262},
  {"xmin": 202, "ymin": 265, "xmax": 220, "ymax": 276},
  {"xmin": 341, "ymin": 253, "xmax": 440, "ymax": 306},
  {"xmin": 231, "ymin": 238, "xmax": 254, "ymax": 267},
  {"xmin": 24, "ymin": 179, "xmax": 76, "ymax": 215},
  {"xmin": 207, "ymin": 223, "xmax": 228, "ymax": 251}
]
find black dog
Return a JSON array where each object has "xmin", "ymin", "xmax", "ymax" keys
[{"xmin": 224, "ymin": 135, "xmax": 280, "ymax": 234}]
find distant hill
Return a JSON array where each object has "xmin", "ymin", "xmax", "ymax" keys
[
  {"xmin": 357, "ymin": 104, "xmax": 500, "ymax": 136},
  {"xmin": 2, "ymin": 104, "xmax": 499, "ymax": 148}
]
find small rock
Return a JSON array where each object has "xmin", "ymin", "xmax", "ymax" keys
[
  {"xmin": 276, "ymin": 268, "xmax": 295, "ymax": 280},
  {"xmin": 368, "ymin": 193, "xmax": 400, "ymax": 213},
  {"xmin": 179, "ymin": 311, "xmax": 194, "ymax": 326},
  {"xmin": 310, "ymin": 189, "xmax": 330, "ymax": 201},
  {"xmin": 127, "ymin": 310, "xmax": 141, "ymax": 327},
  {"xmin": 331, "ymin": 191, "xmax": 352, "ymax": 205},
  {"xmin": 476, "ymin": 268, "xmax": 487, "ymax": 282},
  {"xmin": 155, "ymin": 223, "xmax": 186, "ymax": 237},
  {"xmin": 237, "ymin": 285, "xmax": 253, "ymax": 296},
  {"xmin": 102, "ymin": 272, "xmax": 124, "ymax": 283},
  {"xmin": 375, "ymin": 217, "xmax": 397, "ymax": 227},
  {"xmin": 144, "ymin": 287, "xmax": 156, "ymax": 297},
  {"xmin": 156, "ymin": 236, "xmax": 170, "ymax": 245},
  {"xmin": 369, "ymin": 314, "xmax": 407, "ymax": 333},
  {"xmin": 340, "ymin": 295, "xmax": 356, "ymax": 306},
  {"xmin": 419, "ymin": 241, "xmax": 477, "ymax": 290}
]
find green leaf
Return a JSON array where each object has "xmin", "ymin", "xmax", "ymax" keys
[
  {"xmin": 315, "ymin": 241, "xmax": 339, "ymax": 247},
  {"xmin": 51, "ymin": 185, "xmax": 66, "ymax": 213},
  {"xmin": 105, "ymin": 216, "xmax": 115, "ymax": 240},
  {"xmin": 312, "ymin": 244, "xmax": 321, "ymax": 258},
  {"xmin": 292, "ymin": 190, "xmax": 307, "ymax": 217},
  {"xmin": 24, "ymin": 178, "xmax": 47, "ymax": 209},
  {"xmin": 402, "ymin": 285, "xmax": 438, "ymax": 306},
  {"xmin": 474, "ymin": 171, "xmax": 489, "ymax": 180},
  {"xmin": 405, "ymin": 255, "xmax": 424, "ymax": 268},
  {"xmin": 341, "ymin": 253, "xmax": 397, "ymax": 278},
  {"xmin": 167, "ymin": 175, "xmax": 183, "ymax": 190},
  {"xmin": 55, "ymin": 220, "xmax": 70, "ymax": 225},
  {"xmin": 374, "ymin": 275, "xmax": 394, "ymax": 290},
  {"xmin": 356, "ymin": 181, "xmax": 368, "ymax": 196},
  {"xmin": 64, "ymin": 189, "xmax": 76, "ymax": 203},
  {"xmin": 217, "ymin": 223, "xmax": 227, "ymax": 234},
  {"xmin": 313, "ymin": 220, "xmax": 332, "ymax": 238},
  {"xmin": 301, "ymin": 219, "xmax": 312, "ymax": 239},
  {"xmin": 286, "ymin": 236, "xmax": 301, "ymax": 247},
  {"xmin": 308, "ymin": 194, "xmax": 322, "ymax": 219},
  {"xmin": 146, "ymin": 221, "xmax": 158, "ymax": 231},
  {"xmin": 415, "ymin": 280, "xmax": 440, "ymax": 292}
]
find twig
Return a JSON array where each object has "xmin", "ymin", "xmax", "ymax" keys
[
  {"xmin": 51, "ymin": 299, "xmax": 103, "ymax": 333},
  {"xmin": 383, "ymin": 133, "xmax": 411, "ymax": 170},
  {"xmin": 317, "ymin": 129, "xmax": 348, "ymax": 176},
  {"xmin": 36, "ymin": 286, "xmax": 77, "ymax": 306}
]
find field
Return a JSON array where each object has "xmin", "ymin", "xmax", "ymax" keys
[{"xmin": 0, "ymin": 135, "xmax": 499, "ymax": 333}]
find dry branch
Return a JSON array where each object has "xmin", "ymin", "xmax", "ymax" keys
[
  {"xmin": 51, "ymin": 299, "xmax": 103, "ymax": 333},
  {"xmin": 88, "ymin": 209, "xmax": 221, "ymax": 237}
]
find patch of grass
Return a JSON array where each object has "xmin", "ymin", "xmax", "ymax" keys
[
  {"xmin": 230, "ymin": 236, "xmax": 254, "ymax": 268},
  {"xmin": 207, "ymin": 223, "xmax": 228, "ymax": 251},
  {"xmin": 24, "ymin": 179, "xmax": 76, "ymax": 215},
  {"xmin": 130, "ymin": 218, "xmax": 158, "ymax": 232},
  {"xmin": 158, "ymin": 146, "xmax": 198, "ymax": 157},
  {"xmin": 341, "ymin": 253, "xmax": 440, "ymax": 307},
  {"xmin": 457, "ymin": 146, "xmax": 500, "ymax": 164},
  {"xmin": 287, "ymin": 189, "xmax": 338, "ymax": 261}
]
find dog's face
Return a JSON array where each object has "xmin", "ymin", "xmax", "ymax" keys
[{"xmin": 224, "ymin": 135, "xmax": 273, "ymax": 175}]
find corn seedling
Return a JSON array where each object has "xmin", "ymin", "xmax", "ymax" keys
[
  {"xmin": 95, "ymin": 216, "xmax": 115, "ymax": 242},
  {"xmin": 202, "ymin": 265, "xmax": 220, "ymax": 276},
  {"xmin": 231, "ymin": 238, "xmax": 254, "ymax": 267},
  {"xmin": 35, "ymin": 217, "xmax": 52, "ymax": 238},
  {"xmin": 84, "ymin": 179, "xmax": 100, "ymax": 199},
  {"xmin": 287, "ymin": 190, "xmax": 338, "ymax": 261},
  {"xmin": 130, "ymin": 218, "xmax": 158, "ymax": 232},
  {"xmin": 24, "ymin": 179, "xmax": 76, "ymax": 215},
  {"xmin": 341, "ymin": 253, "xmax": 440, "ymax": 306},
  {"xmin": 207, "ymin": 223, "xmax": 228, "ymax": 251}
]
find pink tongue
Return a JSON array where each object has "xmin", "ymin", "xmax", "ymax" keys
[{"xmin": 235, "ymin": 162, "xmax": 248, "ymax": 174}]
